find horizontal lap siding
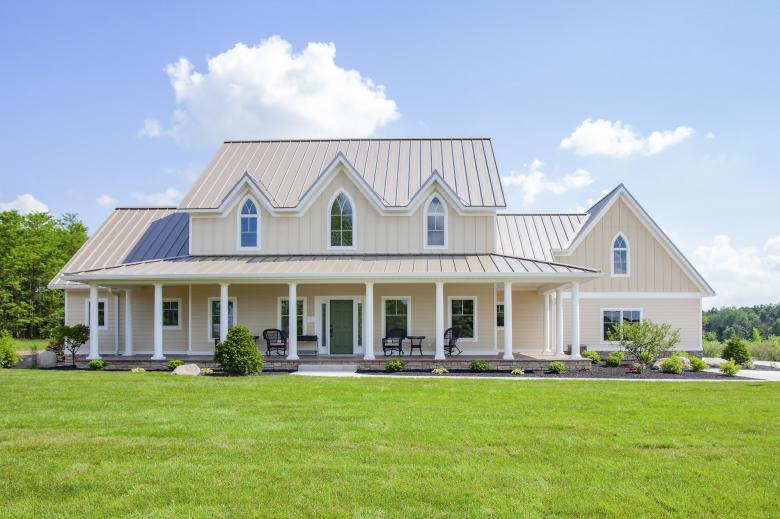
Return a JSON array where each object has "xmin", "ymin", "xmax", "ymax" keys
[{"xmin": 65, "ymin": 289, "xmax": 117, "ymax": 354}]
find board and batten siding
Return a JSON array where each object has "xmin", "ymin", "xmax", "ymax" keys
[
  {"xmin": 556, "ymin": 198, "xmax": 699, "ymax": 292},
  {"xmin": 190, "ymin": 169, "xmax": 495, "ymax": 255},
  {"xmin": 495, "ymin": 291, "xmax": 545, "ymax": 352}
]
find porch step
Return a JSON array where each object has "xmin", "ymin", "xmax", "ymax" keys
[{"xmin": 296, "ymin": 363, "xmax": 358, "ymax": 373}]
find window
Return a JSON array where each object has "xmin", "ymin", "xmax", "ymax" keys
[
  {"xmin": 602, "ymin": 309, "xmax": 641, "ymax": 341},
  {"xmin": 162, "ymin": 299, "xmax": 180, "ymax": 329},
  {"xmin": 450, "ymin": 297, "xmax": 476, "ymax": 340},
  {"xmin": 496, "ymin": 304, "xmax": 505, "ymax": 328},
  {"xmin": 425, "ymin": 196, "xmax": 446, "ymax": 247},
  {"xmin": 85, "ymin": 299, "xmax": 107, "ymax": 329},
  {"xmin": 612, "ymin": 234, "xmax": 628, "ymax": 276},
  {"xmin": 329, "ymin": 192, "xmax": 353, "ymax": 247},
  {"xmin": 383, "ymin": 297, "xmax": 410, "ymax": 336},
  {"xmin": 239, "ymin": 198, "xmax": 259, "ymax": 249},
  {"xmin": 209, "ymin": 298, "xmax": 236, "ymax": 342},
  {"xmin": 280, "ymin": 298, "xmax": 305, "ymax": 337}
]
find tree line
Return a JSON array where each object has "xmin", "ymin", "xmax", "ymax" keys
[
  {"xmin": 703, "ymin": 304, "xmax": 780, "ymax": 342},
  {"xmin": 0, "ymin": 210, "xmax": 87, "ymax": 339}
]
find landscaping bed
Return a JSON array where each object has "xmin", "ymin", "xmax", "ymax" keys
[{"xmin": 359, "ymin": 366, "xmax": 744, "ymax": 379}]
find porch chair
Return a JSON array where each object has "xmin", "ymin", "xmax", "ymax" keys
[
  {"xmin": 444, "ymin": 327, "xmax": 462, "ymax": 356},
  {"xmin": 382, "ymin": 328, "xmax": 407, "ymax": 356},
  {"xmin": 262, "ymin": 329, "xmax": 288, "ymax": 356}
]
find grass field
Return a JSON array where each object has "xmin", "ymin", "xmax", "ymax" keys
[
  {"xmin": 9, "ymin": 338, "xmax": 48, "ymax": 353},
  {"xmin": 1, "ymin": 371, "xmax": 778, "ymax": 518}
]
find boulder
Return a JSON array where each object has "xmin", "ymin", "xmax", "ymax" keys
[
  {"xmin": 36, "ymin": 350, "xmax": 57, "ymax": 369},
  {"xmin": 652, "ymin": 356, "xmax": 692, "ymax": 371},
  {"xmin": 171, "ymin": 363, "xmax": 201, "ymax": 376}
]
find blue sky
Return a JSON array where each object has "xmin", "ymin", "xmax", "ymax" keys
[{"xmin": 1, "ymin": 1, "xmax": 778, "ymax": 307}]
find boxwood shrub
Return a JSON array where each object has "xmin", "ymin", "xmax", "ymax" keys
[
  {"xmin": 88, "ymin": 359, "xmax": 106, "ymax": 371},
  {"xmin": 548, "ymin": 361, "xmax": 566, "ymax": 374},
  {"xmin": 720, "ymin": 359, "xmax": 741, "ymax": 377},
  {"xmin": 469, "ymin": 360, "xmax": 488, "ymax": 372},
  {"xmin": 660, "ymin": 356, "xmax": 683, "ymax": 374},
  {"xmin": 605, "ymin": 351, "xmax": 625, "ymax": 367},
  {"xmin": 582, "ymin": 350, "xmax": 601, "ymax": 364},
  {"xmin": 689, "ymin": 357, "xmax": 708, "ymax": 372},
  {"xmin": 167, "ymin": 359, "xmax": 184, "ymax": 371},
  {"xmin": 385, "ymin": 359, "xmax": 406, "ymax": 372},
  {"xmin": 214, "ymin": 325, "xmax": 264, "ymax": 375}
]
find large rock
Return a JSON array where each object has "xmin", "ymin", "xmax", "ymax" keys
[
  {"xmin": 36, "ymin": 350, "xmax": 57, "ymax": 368},
  {"xmin": 653, "ymin": 356, "xmax": 692, "ymax": 370},
  {"xmin": 171, "ymin": 363, "xmax": 201, "ymax": 376}
]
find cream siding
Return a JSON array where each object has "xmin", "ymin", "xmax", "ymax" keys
[{"xmin": 496, "ymin": 291, "xmax": 545, "ymax": 352}]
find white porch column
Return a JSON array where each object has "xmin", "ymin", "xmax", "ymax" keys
[
  {"xmin": 570, "ymin": 282, "xmax": 581, "ymax": 358},
  {"xmin": 287, "ymin": 282, "xmax": 299, "ymax": 360},
  {"xmin": 219, "ymin": 282, "xmax": 229, "ymax": 343},
  {"xmin": 87, "ymin": 284, "xmax": 101, "ymax": 360},
  {"xmin": 555, "ymin": 288, "xmax": 565, "ymax": 355},
  {"xmin": 152, "ymin": 283, "xmax": 165, "ymax": 360},
  {"xmin": 123, "ymin": 289, "xmax": 133, "ymax": 356},
  {"xmin": 364, "ymin": 282, "xmax": 375, "ymax": 360},
  {"xmin": 503, "ymin": 281, "xmax": 513, "ymax": 360},
  {"xmin": 542, "ymin": 292, "xmax": 551, "ymax": 354},
  {"xmin": 435, "ymin": 281, "xmax": 445, "ymax": 360}
]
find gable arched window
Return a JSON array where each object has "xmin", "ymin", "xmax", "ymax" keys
[
  {"xmin": 239, "ymin": 198, "xmax": 259, "ymax": 249},
  {"xmin": 329, "ymin": 192, "xmax": 354, "ymax": 248},
  {"xmin": 612, "ymin": 233, "xmax": 629, "ymax": 276},
  {"xmin": 425, "ymin": 195, "xmax": 447, "ymax": 248}
]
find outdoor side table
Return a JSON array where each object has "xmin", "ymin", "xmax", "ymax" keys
[{"xmin": 406, "ymin": 336, "xmax": 425, "ymax": 356}]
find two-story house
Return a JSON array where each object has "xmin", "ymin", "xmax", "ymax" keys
[{"xmin": 50, "ymin": 138, "xmax": 714, "ymax": 365}]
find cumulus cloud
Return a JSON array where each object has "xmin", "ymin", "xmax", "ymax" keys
[
  {"xmin": 139, "ymin": 36, "xmax": 399, "ymax": 146},
  {"xmin": 0, "ymin": 194, "xmax": 49, "ymax": 214},
  {"xmin": 502, "ymin": 159, "xmax": 594, "ymax": 205},
  {"xmin": 130, "ymin": 187, "xmax": 182, "ymax": 206},
  {"xmin": 560, "ymin": 118, "xmax": 694, "ymax": 157},
  {"xmin": 692, "ymin": 234, "xmax": 780, "ymax": 307},
  {"xmin": 97, "ymin": 194, "xmax": 118, "ymax": 208}
]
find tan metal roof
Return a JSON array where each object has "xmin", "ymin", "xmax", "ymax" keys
[
  {"xmin": 49, "ymin": 208, "xmax": 189, "ymax": 287},
  {"xmin": 495, "ymin": 214, "xmax": 589, "ymax": 261},
  {"xmin": 178, "ymin": 139, "xmax": 506, "ymax": 209},
  {"xmin": 63, "ymin": 254, "xmax": 598, "ymax": 282}
]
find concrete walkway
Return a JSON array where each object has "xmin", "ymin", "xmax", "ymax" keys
[{"xmin": 703, "ymin": 357, "xmax": 780, "ymax": 381}]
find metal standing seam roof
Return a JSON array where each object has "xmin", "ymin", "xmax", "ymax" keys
[
  {"xmin": 49, "ymin": 208, "xmax": 189, "ymax": 287},
  {"xmin": 177, "ymin": 138, "xmax": 507, "ymax": 209},
  {"xmin": 495, "ymin": 214, "xmax": 589, "ymax": 261}
]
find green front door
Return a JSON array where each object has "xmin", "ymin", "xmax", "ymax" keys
[{"xmin": 329, "ymin": 300, "xmax": 354, "ymax": 354}]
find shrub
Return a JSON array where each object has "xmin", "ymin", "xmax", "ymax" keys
[
  {"xmin": 167, "ymin": 359, "xmax": 184, "ymax": 371},
  {"xmin": 52, "ymin": 324, "xmax": 90, "ymax": 366},
  {"xmin": 582, "ymin": 350, "xmax": 601, "ymax": 364},
  {"xmin": 88, "ymin": 359, "xmax": 106, "ymax": 371},
  {"xmin": 469, "ymin": 360, "xmax": 488, "ymax": 372},
  {"xmin": 605, "ymin": 351, "xmax": 624, "ymax": 367},
  {"xmin": 631, "ymin": 362, "xmax": 648, "ymax": 374},
  {"xmin": 689, "ymin": 357, "xmax": 708, "ymax": 372},
  {"xmin": 385, "ymin": 359, "xmax": 406, "ymax": 372},
  {"xmin": 0, "ymin": 332, "xmax": 21, "ymax": 368},
  {"xmin": 431, "ymin": 366, "xmax": 448, "ymax": 375},
  {"xmin": 510, "ymin": 368, "xmax": 524, "ymax": 376},
  {"xmin": 609, "ymin": 319, "xmax": 681, "ymax": 365},
  {"xmin": 130, "ymin": 367, "xmax": 146, "ymax": 373},
  {"xmin": 722, "ymin": 337, "xmax": 751, "ymax": 366},
  {"xmin": 660, "ymin": 356, "xmax": 682, "ymax": 374},
  {"xmin": 702, "ymin": 338, "xmax": 723, "ymax": 358},
  {"xmin": 548, "ymin": 361, "xmax": 566, "ymax": 374},
  {"xmin": 720, "ymin": 359, "xmax": 741, "ymax": 377},
  {"xmin": 214, "ymin": 325, "xmax": 264, "ymax": 375},
  {"xmin": 201, "ymin": 367, "xmax": 214, "ymax": 375}
]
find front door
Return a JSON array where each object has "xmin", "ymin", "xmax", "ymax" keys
[{"xmin": 329, "ymin": 300, "xmax": 354, "ymax": 354}]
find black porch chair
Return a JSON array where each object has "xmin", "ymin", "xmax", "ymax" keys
[
  {"xmin": 382, "ymin": 328, "xmax": 407, "ymax": 356},
  {"xmin": 262, "ymin": 329, "xmax": 288, "ymax": 356},
  {"xmin": 444, "ymin": 327, "xmax": 462, "ymax": 356}
]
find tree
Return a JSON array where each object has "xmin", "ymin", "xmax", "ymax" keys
[
  {"xmin": 608, "ymin": 319, "xmax": 681, "ymax": 365},
  {"xmin": 52, "ymin": 324, "xmax": 90, "ymax": 366}
]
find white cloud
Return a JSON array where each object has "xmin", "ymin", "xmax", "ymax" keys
[
  {"xmin": 0, "ymin": 194, "xmax": 49, "ymax": 214},
  {"xmin": 705, "ymin": 131, "xmax": 715, "ymax": 140},
  {"xmin": 96, "ymin": 194, "xmax": 118, "ymax": 207},
  {"xmin": 560, "ymin": 118, "xmax": 694, "ymax": 157},
  {"xmin": 130, "ymin": 187, "xmax": 182, "ymax": 206},
  {"xmin": 140, "ymin": 36, "xmax": 399, "ymax": 147},
  {"xmin": 502, "ymin": 159, "xmax": 594, "ymax": 205},
  {"xmin": 692, "ymin": 234, "xmax": 780, "ymax": 308}
]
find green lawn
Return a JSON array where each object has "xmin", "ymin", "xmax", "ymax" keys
[{"xmin": 1, "ymin": 372, "xmax": 778, "ymax": 518}]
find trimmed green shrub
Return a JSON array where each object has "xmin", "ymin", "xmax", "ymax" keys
[
  {"xmin": 510, "ymin": 368, "xmax": 524, "ymax": 375},
  {"xmin": 469, "ymin": 360, "xmax": 488, "ymax": 372},
  {"xmin": 582, "ymin": 350, "xmax": 601, "ymax": 364},
  {"xmin": 660, "ymin": 356, "xmax": 682, "ymax": 374},
  {"xmin": 200, "ymin": 367, "xmax": 214, "ymax": 375},
  {"xmin": 88, "ymin": 359, "xmax": 106, "ymax": 370},
  {"xmin": 167, "ymin": 359, "xmax": 184, "ymax": 371},
  {"xmin": 385, "ymin": 359, "xmax": 406, "ymax": 372},
  {"xmin": 720, "ymin": 359, "xmax": 741, "ymax": 377},
  {"xmin": 722, "ymin": 337, "xmax": 751, "ymax": 366},
  {"xmin": 130, "ymin": 367, "xmax": 146, "ymax": 373},
  {"xmin": 548, "ymin": 361, "xmax": 566, "ymax": 374},
  {"xmin": 431, "ymin": 366, "xmax": 448, "ymax": 375},
  {"xmin": 0, "ymin": 332, "xmax": 21, "ymax": 368},
  {"xmin": 605, "ymin": 351, "xmax": 624, "ymax": 367},
  {"xmin": 214, "ymin": 325, "xmax": 264, "ymax": 375},
  {"xmin": 689, "ymin": 357, "xmax": 708, "ymax": 372}
]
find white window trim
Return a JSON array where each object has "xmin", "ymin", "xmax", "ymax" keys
[
  {"xmin": 277, "ymin": 296, "xmax": 307, "ymax": 336},
  {"xmin": 423, "ymin": 193, "xmax": 448, "ymax": 249},
  {"xmin": 326, "ymin": 189, "xmax": 357, "ymax": 251},
  {"xmin": 600, "ymin": 308, "xmax": 643, "ymax": 344},
  {"xmin": 162, "ymin": 298, "xmax": 182, "ymax": 330},
  {"xmin": 496, "ymin": 303, "xmax": 505, "ymax": 330},
  {"xmin": 236, "ymin": 195, "xmax": 261, "ymax": 251},
  {"xmin": 448, "ymin": 296, "xmax": 478, "ymax": 342},
  {"xmin": 611, "ymin": 232, "xmax": 630, "ymax": 278},
  {"xmin": 380, "ymin": 296, "xmax": 412, "ymax": 338},
  {"xmin": 207, "ymin": 297, "xmax": 238, "ymax": 342},
  {"xmin": 84, "ymin": 298, "xmax": 108, "ymax": 330}
]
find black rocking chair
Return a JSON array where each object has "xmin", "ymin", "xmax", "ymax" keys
[
  {"xmin": 382, "ymin": 328, "xmax": 407, "ymax": 356},
  {"xmin": 444, "ymin": 327, "xmax": 462, "ymax": 356},
  {"xmin": 262, "ymin": 328, "xmax": 288, "ymax": 356}
]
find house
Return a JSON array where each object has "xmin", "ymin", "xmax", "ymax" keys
[{"xmin": 49, "ymin": 138, "xmax": 714, "ymax": 364}]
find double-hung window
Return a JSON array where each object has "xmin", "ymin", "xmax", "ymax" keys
[
  {"xmin": 602, "ymin": 309, "xmax": 641, "ymax": 341},
  {"xmin": 162, "ymin": 299, "xmax": 180, "ymax": 329},
  {"xmin": 383, "ymin": 298, "xmax": 410, "ymax": 336},
  {"xmin": 280, "ymin": 298, "xmax": 305, "ymax": 337},
  {"xmin": 450, "ymin": 298, "xmax": 476, "ymax": 340}
]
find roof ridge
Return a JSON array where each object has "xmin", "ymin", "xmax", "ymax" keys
[
  {"xmin": 498, "ymin": 212, "xmax": 588, "ymax": 216},
  {"xmin": 114, "ymin": 207, "xmax": 179, "ymax": 210},
  {"xmin": 223, "ymin": 137, "xmax": 493, "ymax": 143}
]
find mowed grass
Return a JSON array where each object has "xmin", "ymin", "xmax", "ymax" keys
[{"xmin": 1, "ymin": 372, "xmax": 779, "ymax": 518}]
